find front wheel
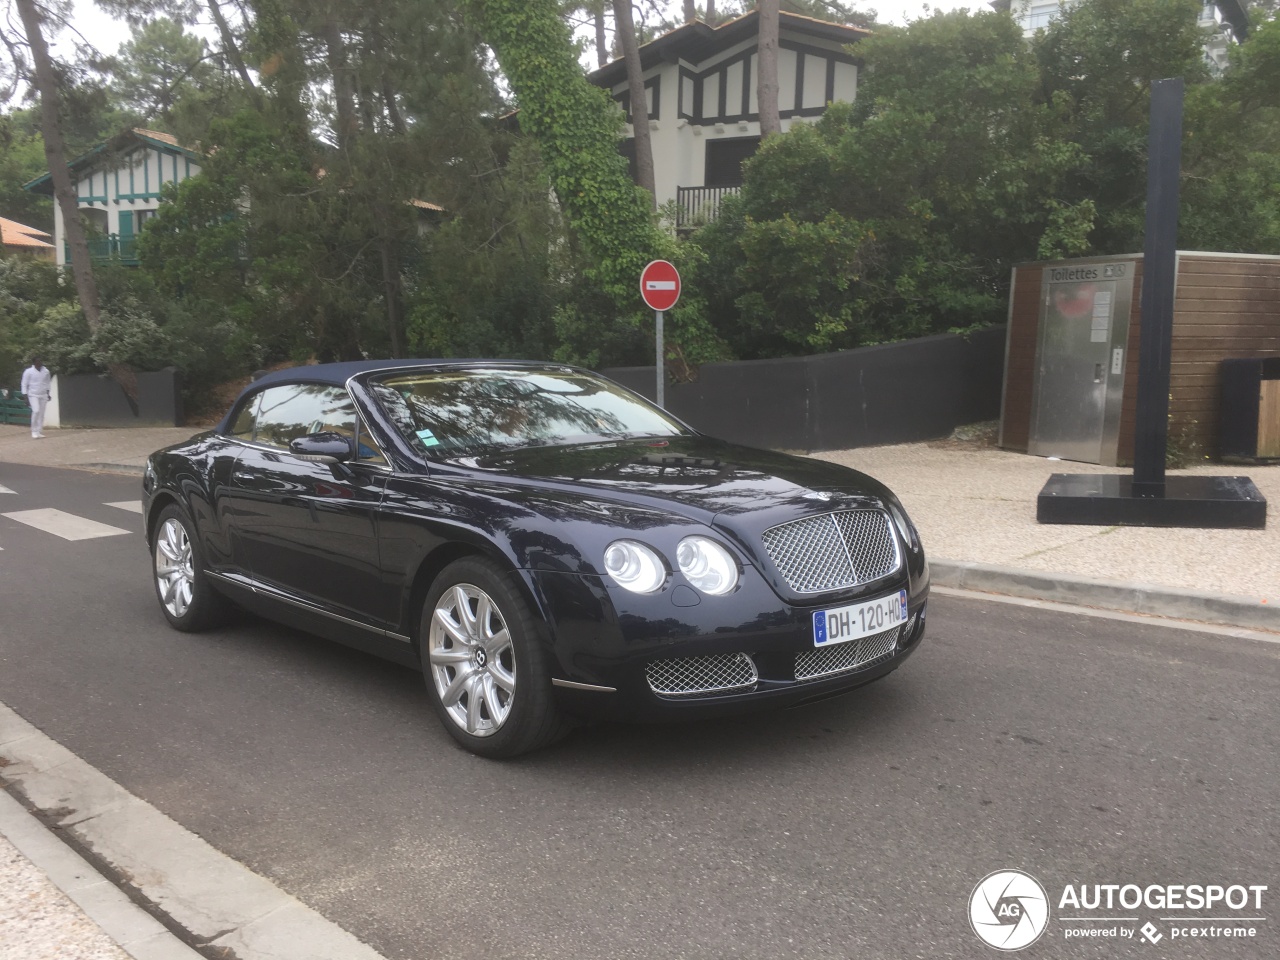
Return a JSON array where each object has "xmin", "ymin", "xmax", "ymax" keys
[
  {"xmin": 421, "ymin": 557, "xmax": 569, "ymax": 758},
  {"xmin": 152, "ymin": 504, "xmax": 228, "ymax": 632}
]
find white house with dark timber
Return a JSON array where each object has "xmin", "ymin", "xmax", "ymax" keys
[
  {"xmin": 23, "ymin": 128, "xmax": 202, "ymax": 267},
  {"xmin": 588, "ymin": 11, "xmax": 867, "ymax": 230}
]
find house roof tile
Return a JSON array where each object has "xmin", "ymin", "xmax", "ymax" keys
[{"xmin": 0, "ymin": 217, "xmax": 54, "ymax": 248}]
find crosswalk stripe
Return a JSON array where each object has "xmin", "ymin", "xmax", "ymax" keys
[
  {"xmin": 0, "ymin": 483, "xmax": 16, "ymax": 495},
  {"xmin": 2, "ymin": 508, "xmax": 130, "ymax": 541},
  {"xmin": 104, "ymin": 500, "xmax": 144, "ymax": 514}
]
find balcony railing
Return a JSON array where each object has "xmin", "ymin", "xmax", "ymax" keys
[
  {"xmin": 676, "ymin": 185, "xmax": 740, "ymax": 232},
  {"xmin": 63, "ymin": 234, "xmax": 139, "ymax": 266}
]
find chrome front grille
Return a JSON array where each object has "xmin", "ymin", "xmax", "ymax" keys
[
  {"xmin": 761, "ymin": 510, "xmax": 900, "ymax": 594},
  {"xmin": 795, "ymin": 624, "xmax": 903, "ymax": 682},
  {"xmin": 646, "ymin": 653, "xmax": 759, "ymax": 698}
]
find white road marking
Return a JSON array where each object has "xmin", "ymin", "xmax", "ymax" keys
[
  {"xmin": 104, "ymin": 500, "xmax": 144, "ymax": 514},
  {"xmin": 2, "ymin": 508, "xmax": 130, "ymax": 541},
  {"xmin": 0, "ymin": 483, "xmax": 16, "ymax": 494}
]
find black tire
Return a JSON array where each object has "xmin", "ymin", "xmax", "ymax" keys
[
  {"xmin": 420, "ymin": 557, "xmax": 570, "ymax": 758},
  {"xmin": 151, "ymin": 503, "xmax": 228, "ymax": 632}
]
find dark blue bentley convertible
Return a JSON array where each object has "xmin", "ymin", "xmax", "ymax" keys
[{"xmin": 143, "ymin": 361, "xmax": 929, "ymax": 756}]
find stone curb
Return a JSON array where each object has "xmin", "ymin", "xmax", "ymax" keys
[
  {"xmin": 0, "ymin": 788, "xmax": 202, "ymax": 960},
  {"xmin": 0, "ymin": 703, "xmax": 388, "ymax": 960},
  {"xmin": 930, "ymin": 559, "xmax": 1279, "ymax": 633},
  {"xmin": 79, "ymin": 463, "xmax": 147, "ymax": 475}
]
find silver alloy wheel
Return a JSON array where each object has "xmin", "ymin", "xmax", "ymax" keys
[
  {"xmin": 154, "ymin": 517, "xmax": 195, "ymax": 619},
  {"xmin": 428, "ymin": 583, "xmax": 516, "ymax": 737}
]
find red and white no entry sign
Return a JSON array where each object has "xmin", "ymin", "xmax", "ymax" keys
[{"xmin": 640, "ymin": 260, "xmax": 681, "ymax": 312}]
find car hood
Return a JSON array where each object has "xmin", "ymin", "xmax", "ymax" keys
[{"xmin": 440, "ymin": 435, "xmax": 897, "ymax": 527}]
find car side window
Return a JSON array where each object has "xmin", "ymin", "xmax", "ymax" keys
[
  {"xmin": 228, "ymin": 393, "xmax": 259, "ymax": 438},
  {"xmin": 251, "ymin": 384, "xmax": 358, "ymax": 450},
  {"xmin": 355, "ymin": 413, "xmax": 388, "ymax": 465}
]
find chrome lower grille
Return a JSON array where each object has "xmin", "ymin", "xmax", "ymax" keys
[
  {"xmin": 646, "ymin": 653, "xmax": 759, "ymax": 698},
  {"xmin": 761, "ymin": 510, "xmax": 901, "ymax": 594},
  {"xmin": 795, "ymin": 623, "xmax": 903, "ymax": 682}
]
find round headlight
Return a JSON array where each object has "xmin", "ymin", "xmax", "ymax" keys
[
  {"xmin": 676, "ymin": 536, "xmax": 739, "ymax": 596},
  {"xmin": 603, "ymin": 540, "xmax": 667, "ymax": 594}
]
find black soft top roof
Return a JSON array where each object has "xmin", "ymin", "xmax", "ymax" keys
[{"xmin": 242, "ymin": 359, "xmax": 455, "ymax": 390}]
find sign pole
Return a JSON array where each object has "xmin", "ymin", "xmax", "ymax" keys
[
  {"xmin": 655, "ymin": 309, "xmax": 664, "ymax": 408},
  {"xmin": 639, "ymin": 259, "xmax": 681, "ymax": 411}
]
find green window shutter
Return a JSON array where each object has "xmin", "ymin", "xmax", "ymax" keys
[{"xmin": 116, "ymin": 210, "xmax": 135, "ymax": 261}]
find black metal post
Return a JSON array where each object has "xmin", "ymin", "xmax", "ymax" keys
[{"xmin": 1131, "ymin": 78, "xmax": 1184, "ymax": 497}]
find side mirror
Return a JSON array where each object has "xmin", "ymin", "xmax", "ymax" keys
[{"xmin": 290, "ymin": 432, "xmax": 354, "ymax": 463}]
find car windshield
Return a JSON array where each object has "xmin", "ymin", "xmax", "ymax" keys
[{"xmin": 369, "ymin": 368, "xmax": 689, "ymax": 455}]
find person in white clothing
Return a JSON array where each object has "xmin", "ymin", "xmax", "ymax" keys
[{"xmin": 20, "ymin": 356, "xmax": 52, "ymax": 439}]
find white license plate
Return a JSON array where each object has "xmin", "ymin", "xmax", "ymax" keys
[{"xmin": 812, "ymin": 590, "xmax": 909, "ymax": 647}]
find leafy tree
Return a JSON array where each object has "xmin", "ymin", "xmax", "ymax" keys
[
  {"xmin": 0, "ymin": 257, "xmax": 65, "ymax": 385},
  {"xmin": 0, "ymin": 110, "xmax": 56, "ymax": 231},
  {"xmin": 692, "ymin": 10, "xmax": 1062, "ymax": 356},
  {"xmin": 1179, "ymin": 9, "xmax": 1280, "ymax": 250},
  {"xmin": 105, "ymin": 16, "xmax": 227, "ymax": 141},
  {"xmin": 408, "ymin": 137, "xmax": 565, "ymax": 361},
  {"xmin": 138, "ymin": 0, "xmax": 586, "ymax": 373},
  {"xmin": 461, "ymin": 0, "xmax": 663, "ymax": 310},
  {"xmin": 1031, "ymin": 0, "xmax": 1210, "ymax": 252},
  {"xmin": 688, "ymin": 0, "xmax": 1280, "ymax": 360}
]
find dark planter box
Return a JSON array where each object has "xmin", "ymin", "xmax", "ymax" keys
[{"xmin": 57, "ymin": 367, "xmax": 183, "ymax": 427}]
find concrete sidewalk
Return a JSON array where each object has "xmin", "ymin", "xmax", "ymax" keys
[{"xmin": 1, "ymin": 420, "xmax": 1276, "ymax": 960}]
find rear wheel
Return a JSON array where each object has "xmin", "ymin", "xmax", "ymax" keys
[
  {"xmin": 152, "ymin": 504, "xmax": 228, "ymax": 632},
  {"xmin": 421, "ymin": 557, "xmax": 569, "ymax": 758}
]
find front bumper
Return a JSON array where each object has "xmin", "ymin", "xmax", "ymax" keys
[{"xmin": 530, "ymin": 564, "xmax": 928, "ymax": 722}]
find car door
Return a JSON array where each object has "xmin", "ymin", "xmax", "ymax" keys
[{"xmin": 224, "ymin": 382, "xmax": 396, "ymax": 629}]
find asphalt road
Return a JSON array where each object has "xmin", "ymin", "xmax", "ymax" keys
[{"xmin": 1, "ymin": 462, "xmax": 1277, "ymax": 960}]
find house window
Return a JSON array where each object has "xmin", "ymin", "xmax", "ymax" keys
[
  {"xmin": 136, "ymin": 209, "xmax": 156, "ymax": 231},
  {"xmin": 704, "ymin": 137, "xmax": 760, "ymax": 188},
  {"xmin": 617, "ymin": 76, "xmax": 661, "ymax": 125},
  {"xmin": 1020, "ymin": 0, "xmax": 1064, "ymax": 31}
]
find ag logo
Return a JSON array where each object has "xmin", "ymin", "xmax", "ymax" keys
[{"xmin": 969, "ymin": 870, "xmax": 1050, "ymax": 951}]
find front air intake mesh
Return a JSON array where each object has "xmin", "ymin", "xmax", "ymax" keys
[
  {"xmin": 646, "ymin": 653, "xmax": 759, "ymax": 698},
  {"xmin": 794, "ymin": 623, "xmax": 904, "ymax": 682}
]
